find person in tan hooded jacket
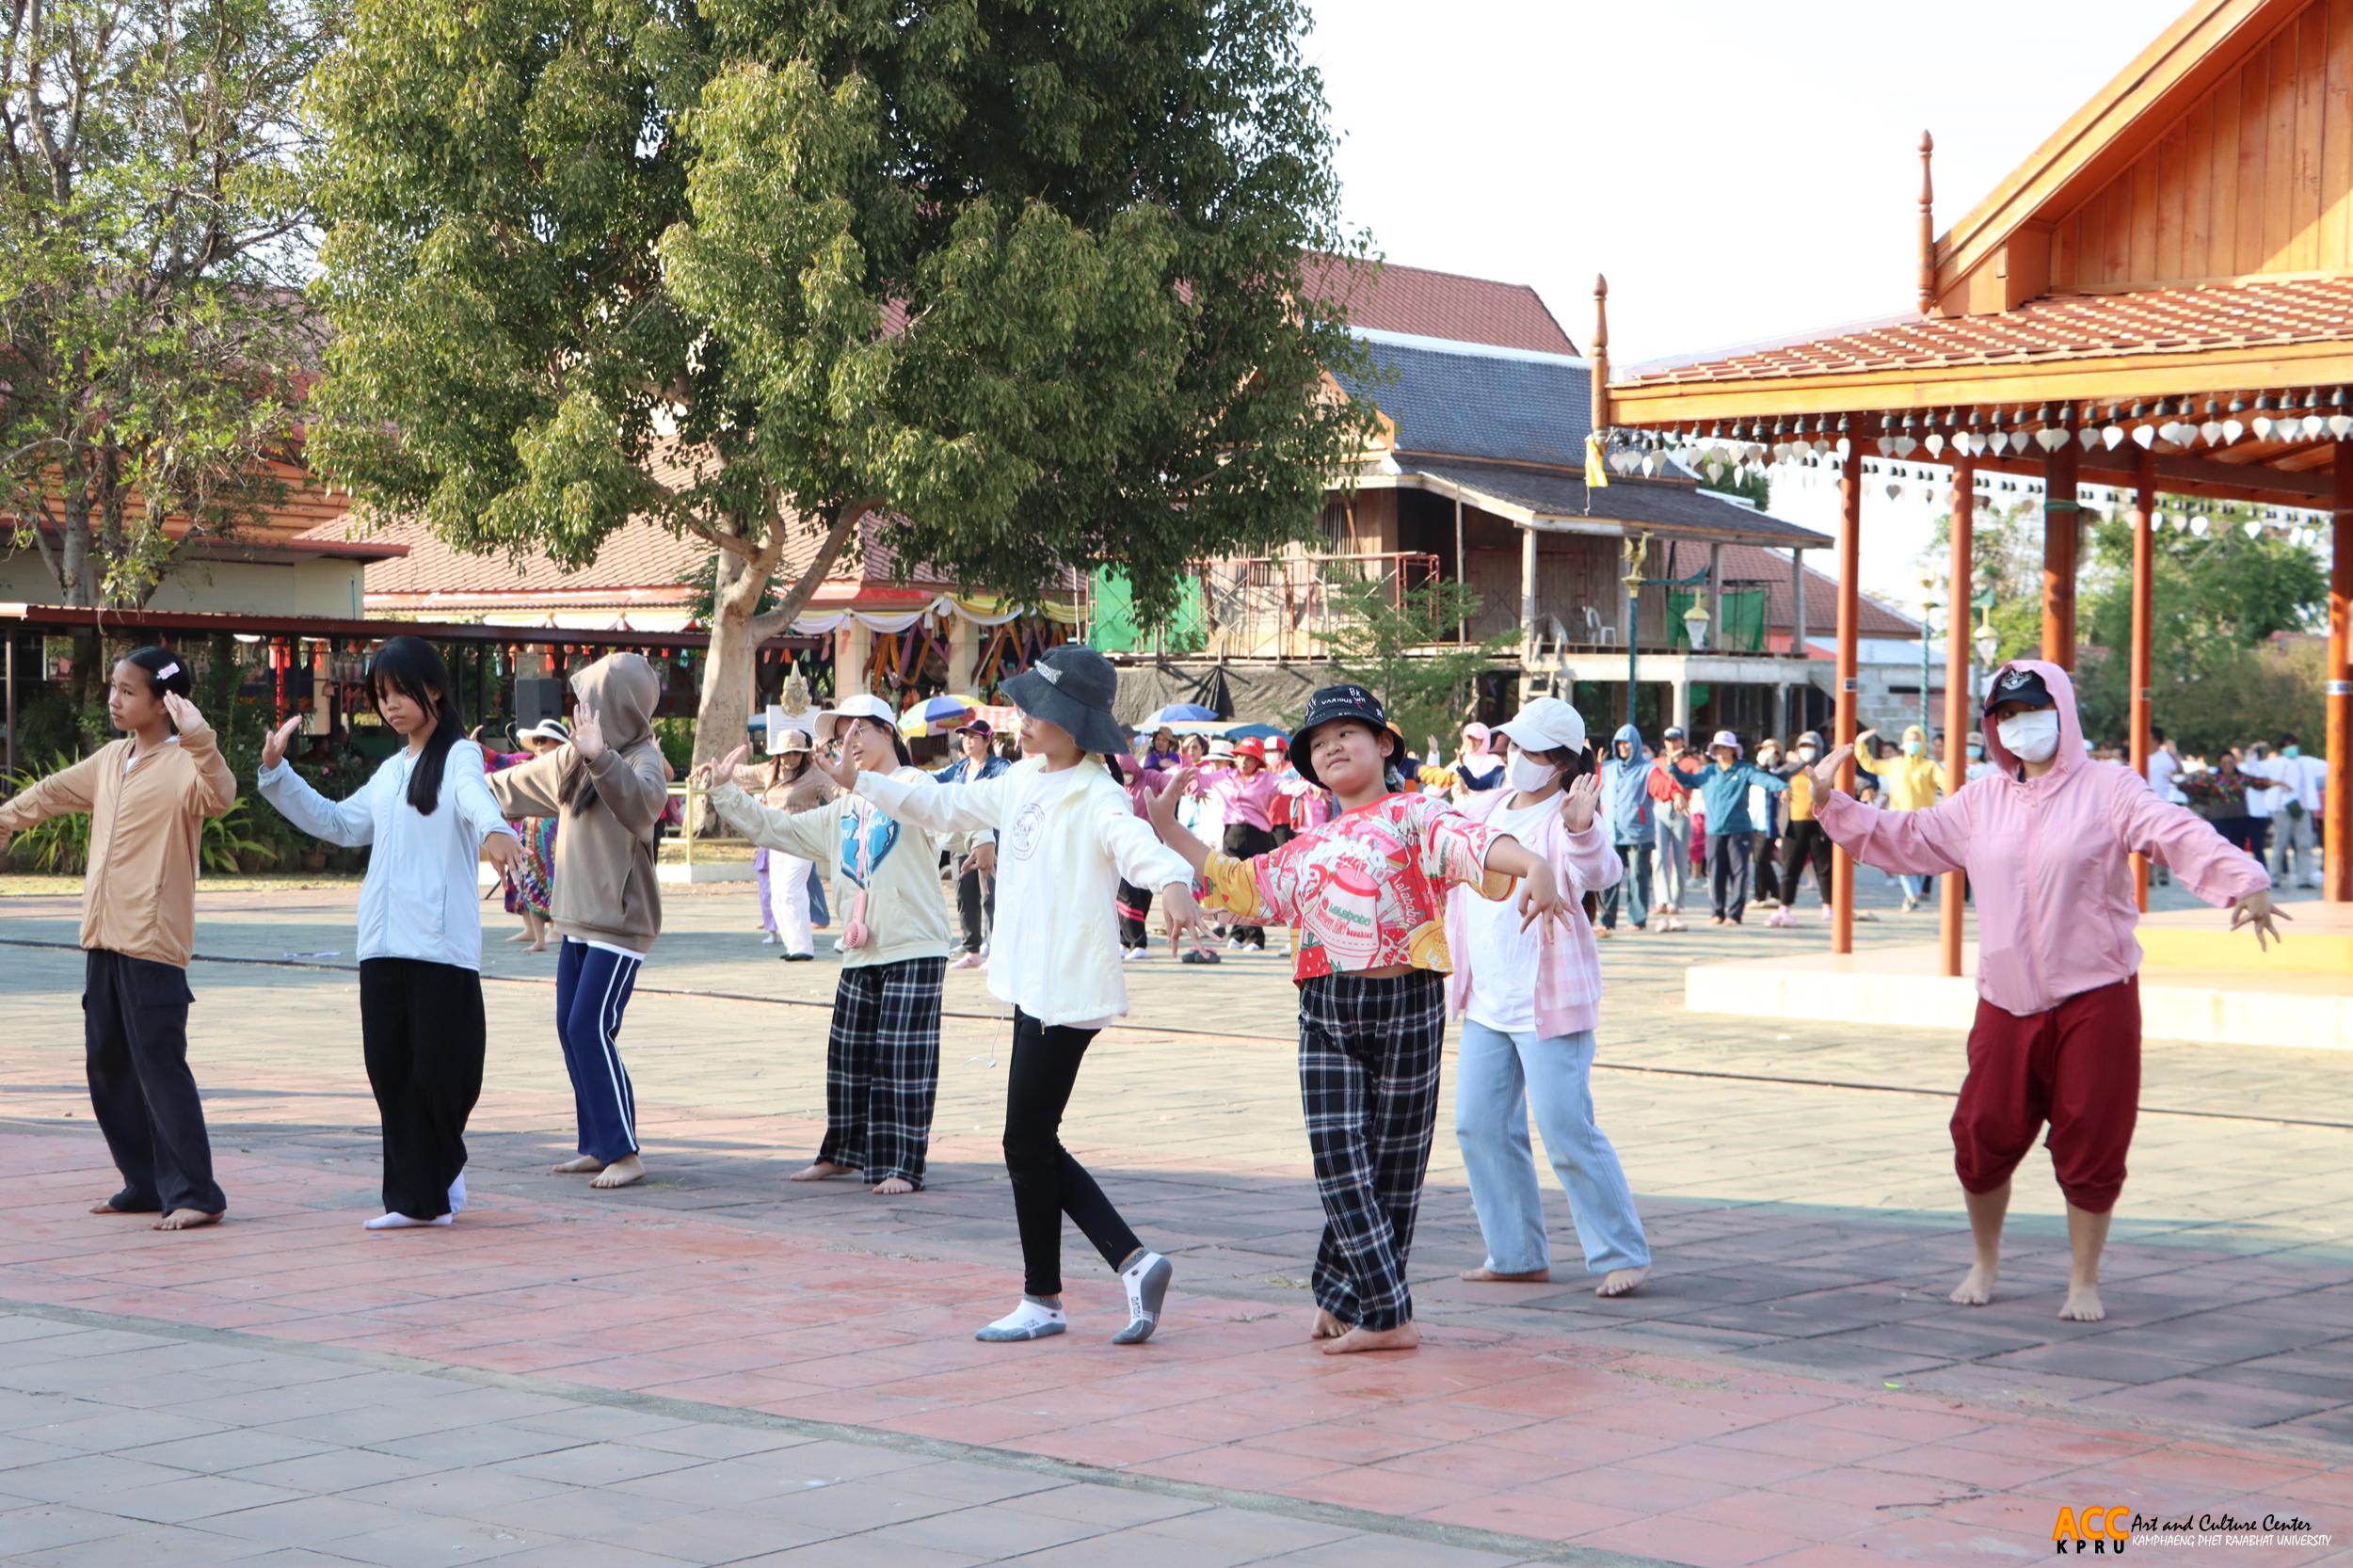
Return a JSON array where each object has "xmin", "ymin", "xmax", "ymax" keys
[{"xmin": 488, "ymin": 653, "xmax": 669, "ymax": 1190}]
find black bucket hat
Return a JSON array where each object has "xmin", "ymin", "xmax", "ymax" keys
[
  {"xmin": 1983, "ymin": 664, "xmax": 2057, "ymax": 715},
  {"xmin": 1289, "ymin": 684, "xmax": 1405, "ymax": 788},
  {"xmin": 1001, "ymin": 645, "xmax": 1131, "ymax": 757}
]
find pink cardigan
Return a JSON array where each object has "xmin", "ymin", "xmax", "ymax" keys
[
  {"xmin": 1815, "ymin": 659, "xmax": 2270, "ymax": 1017},
  {"xmin": 1442, "ymin": 784, "xmax": 1624, "ymax": 1039}
]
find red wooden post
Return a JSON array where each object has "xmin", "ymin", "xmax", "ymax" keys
[
  {"xmin": 2041, "ymin": 435, "xmax": 2081, "ymax": 668},
  {"xmin": 1833, "ymin": 440, "xmax": 1863, "ymax": 956},
  {"xmin": 1939, "ymin": 456, "xmax": 1973, "ymax": 978},
  {"xmin": 2129, "ymin": 446, "xmax": 2157, "ymax": 912},
  {"xmin": 2329, "ymin": 443, "xmax": 2351, "ymax": 904}
]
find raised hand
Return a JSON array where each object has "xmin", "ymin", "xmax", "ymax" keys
[
  {"xmin": 689, "ymin": 743, "xmax": 751, "ymax": 792},
  {"xmin": 2230, "ymin": 890, "xmax": 2293, "ymax": 952},
  {"xmin": 482, "ymin": 831, "xmax": 524, "ymax": 873},
  {"xmin": 1160, "ymin": 883, "xmax": 1215, "ymax": 941},
  {"xmin": 162, "ymin": 692, "xmax": 210, "ymax": 739},
  {"xmin": 1145, "ymin": 767, "xmax": 1195, "ymax": 837},
  {"xmin": 260, "ymin": 714, "xmax": 303, "ymax": 770},
  {"xmin": 569, "ymin": 704, "xmax": 605, "ymax": 762},
  {"xmin": 809, "ymin": 740, "xmax": 860, "ymax": 792},
  {"xmin": 1809, "ymin": 743, "xmax": 1856, "ymax": 801},
  {"xmin": 1560, "ymin": 771, "xmax": 1601, "ymax": 834}
]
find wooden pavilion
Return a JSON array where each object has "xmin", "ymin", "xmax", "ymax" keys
[{"xmin": 1598, "ymin": 0, "xmax": 2353, "ymax": 968}]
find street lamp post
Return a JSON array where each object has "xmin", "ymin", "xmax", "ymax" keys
[{"xmin": 1918, "ymin": 576, "xmax": 1939, "ymax": 739}]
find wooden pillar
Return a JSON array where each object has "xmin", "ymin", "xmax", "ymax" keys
[
  {"xmin": 1707, "ymin": 541, "xmax": 1723, "ymax": 650},
  {"xmin": 2128, "ymin": 447, "xmax": 2158, "ymax": 911},
  {"xmin": 1790, "ymin": 546, "xmax": 1809, "ymax": 735},
  {"xmin": 1519, "ymin": 523, "xmax": 1539, "ymax": 665},
  {"xmin": 1833, "ymin": 442, "xmax": 1863, "ymax": 955},
  {"xmin": 2041, "ymin": 437, "xmax": 2082, "ymax": 667},
  {"xmin": 1939, "ymin": 457, "xmax": 1974, "ymax": 979},
  {"xmin": 2329, "ymin": 443, "xmax": 2352, "ymax": 904}
]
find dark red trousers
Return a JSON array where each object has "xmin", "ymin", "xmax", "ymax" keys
[{"xmin": 1952, "ymin": 975, "xmax": 2139, "ymax": 1214}]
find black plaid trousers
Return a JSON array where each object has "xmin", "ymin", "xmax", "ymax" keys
[
  {"xmin": 817, "ymin": 955, "xmax": 947, "ymax": 1189},
  {"xmin": 1297, "ymin": 969, "xmax": 1447, "ymax": 1332}
]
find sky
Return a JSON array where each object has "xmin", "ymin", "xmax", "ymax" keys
[{"xmin": 1302, "ymin": 0, "xmax": 2190, "ymax": 602}]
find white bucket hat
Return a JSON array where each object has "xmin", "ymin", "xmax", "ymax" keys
[{"xmin": 1494, "ymin": 696, "xmax": 1588, "ymax": 758}]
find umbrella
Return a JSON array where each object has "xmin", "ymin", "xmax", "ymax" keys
[
  {"xmin": 899, "ymin": 694, "xmax": 982, "ymax": 738},
  {"xmin": 1225, "ymin": 722, "xmax": 1286, "ymax": 742},
  {"xmin": 1140, "ymin": 702, "xmax": 1218, "ymax": 729}
]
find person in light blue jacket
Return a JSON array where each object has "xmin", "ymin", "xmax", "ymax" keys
[
  {"xmin": 1685, "ymin": 729, "xmax": 1786, "ymax": 925},
  {"xmin": 1597, "ymin": 723, "xmax": 1654, "ymax": 933},
  {"xmin": 257, "ymin": 637, "xmax": 520, "ymax": 1231}
]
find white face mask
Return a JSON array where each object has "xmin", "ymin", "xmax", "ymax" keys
[
  {"xmin": 1997, "ymin": 710, "xmax": 2062, "ymax": 763},
  {"xmin": 1795, "ymin": 745, "xmax": 1817, "ymax": 764},
  {"xmin": 1506, "ymin": 751, "xmax": 1559, "ymax": 793}
]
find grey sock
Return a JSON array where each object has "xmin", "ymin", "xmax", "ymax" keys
[{"xmin": 1111, "ymin": 1253, "xmax": 1172, "ymax": 1345}]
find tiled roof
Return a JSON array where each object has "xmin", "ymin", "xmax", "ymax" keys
[
  {"xmin": 1402, "ymin": 459, "xmax": 1833, "ymax": 550},
  {"xmin": 1302, "ymin": 256, "xmax": 1578, "ymax": 357},
  {"xmin": 308, "ymin": 512, "xmax": 704, "ymax": 599},
  {"xmin": 1623, "ymin": 277, "xmax": 2353, "ymax": 387},
  {"xmin": 1708, "ymin": 542, "xmax": 1919, "ymax": 638},
  {"xmin": 1337, "ymin": 341, "xmax": 1592, "ymax": 469}
]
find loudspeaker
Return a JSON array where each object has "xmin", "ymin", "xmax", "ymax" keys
[{"xmin": 515, "ymin": 677, "xmax": 564, "ymax": 728}]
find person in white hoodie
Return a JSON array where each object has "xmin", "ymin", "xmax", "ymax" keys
[
  {"xmin": 256, "ymin": 637, "xmax": 521, "ymax": 1229},
  {"xmin": 819, "ymin": 646, "xmax": 1208, "ymax": 1347},
  {"xmin": 695, "ymin": 697, "xmax": 952, "ymax": 1194}
]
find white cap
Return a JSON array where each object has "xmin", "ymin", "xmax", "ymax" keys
[
  {"xmin": 816, "ymin": 694, "xmax": 897, "ymax": 743},
  {"xmin": 1494, "ymin": 696, "xmax": 1588, "ymax": 756}
]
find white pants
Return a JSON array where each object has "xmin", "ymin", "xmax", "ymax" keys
[
  {"xmin": 2270, "ymin": 808, "xmax": 2318, "ymax": 887},
  {"xmin": 759, "ymin": 849, "xmax": 816, "ymax": 955}
]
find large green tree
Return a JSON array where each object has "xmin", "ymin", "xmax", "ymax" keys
[
  {"xmin": 1, "ymin": 0, "xmax": 333, "ymax": 609},
  {"xmin": 305, "ymin": 0, "xmax": 1375, "ymax": 762}
]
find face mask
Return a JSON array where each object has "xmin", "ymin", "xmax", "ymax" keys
[
  {"xmin": 1903, "ymin": 740, "xmax": 1924, "ymax": 758},
  {"xmin": 1796, "ymin": 746, "xmax": 1817, "ymax": 764},
  {"xmin": 1966, "ymin": 744, "xmax": 1984, "ymax": 760},
  {"xmin": 1997, "ymin": 710, "xmax": 2062, "ymax": 763},
  {"xmin": 1506, "ymin": 752, "xmax": 1558, "ymax": 793},
  {"xmin": 2284, "ymin": 745, "xmax": 2301, "ymax": 759}
]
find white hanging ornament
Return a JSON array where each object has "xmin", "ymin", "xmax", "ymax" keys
[
  {"xmin": 2035, "ymin": 427, "xmax": 2068, "ymax": 453},
  {"xmin": 2303, "ymin": 413, "xmax": 2325, "ymax": 439},
  {"xmin": 2243, "ymin": 518, "xmax": 2263, "ymax": 538},
  {"xmin": 2221, "ymin": 418, "xmax": 2245, "ymax": 444},
  {"xmin": 1893, "ymin": 436, "xmax": 1917, "ymax": 457},
  {"xmin": 1989, "ymin": 430, "xmax": 2011, "ymax": 455},
  {"xmin": 2200, "ymin": 420, "xmax": 2223, "ymax": 445},
  {"xmin": 1884, "ymin": 481, "xmax": 1903, "ymax": 501},
  {"xmin": 2078, "ymin": 425, "xmax": 2100, "ymax": 450},
  {"xmin": 2332, "ymin": 415, "xmax": 2353, "ymax": 440},
  {"xmin": 2253, "ymin": 415, "xmax": 2276, "ymax": 440},
  {"xmin": 2102, "ymin": 425, "xmax": 2125, "ymax": 450},
  {"xmin": 1924, "ymin": 432, "xmax": 1945, "ymax": 456},
  {"xmin": 2132, "ymin": 424, "xmax": 2156, "ymax": 448}
]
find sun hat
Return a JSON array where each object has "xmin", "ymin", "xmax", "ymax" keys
[
  {"xmin": 772, "ymin": 726, "xmax": 815, "ymax": 754},
  {"xmin": 518, "ymin": 718, "xmax": 571, "ymax": 744},
  {"xmin": 1000, "ymin": 645, "xmax": 1131, "ymax": 757},
  {"xmin": 1289, "ymin": 685, "xmax": 1406, "ymax": 788},
  {"xmin": 1707, "ymin": 728, "xmax": 1742, "ymax": 755},
  {"xmin": 1207, "ymin": 737, "xmax": 1237, "ymax": 761},
  {"xmin": 1494, "ymin": 697, "xmax": 1587, "ymax": 758}
]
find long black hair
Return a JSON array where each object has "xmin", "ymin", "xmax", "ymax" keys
[
  {"xmin": 120, "ymin": 647, "xmax": 196, "ymax": 732},
  {"xmin": 367, "ymin": 637, "xmax": 464, "ymax": 815}
]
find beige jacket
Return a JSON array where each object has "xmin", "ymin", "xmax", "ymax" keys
[
  {"xmin": 706, "ymin": 770, "xmax": 952, "ymax": 969},
  {"xmin": 488, "ymin": 655, "xmax": 669, "ymax": 953},
  {"xmin": 0, "ymin": 726, "xmax": 238, "ymax": 968}
]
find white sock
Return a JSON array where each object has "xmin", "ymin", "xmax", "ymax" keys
[
  {"xmin": 974, "ymin": 1297, "xmax": 1066, "ymax": 1342},
  {"xmin": 363, "ymin": 1211, "xmax": 453, "ymax": 1231},
  {"xmin": 448, "ymin": 1173, "xmax": 467, "ymax": 1215},
  {"xmin": 1112, "ymin": 1252, "xmax": 1172, "ymax": 1345}
]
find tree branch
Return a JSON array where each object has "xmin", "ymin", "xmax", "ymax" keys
[{"xmin": 744, "ymin": 495, "xmax": 874, "ymax": 640}]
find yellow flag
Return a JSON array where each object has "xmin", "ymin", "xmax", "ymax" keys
[{"xmin": 1584, "ymin": 433, "xmax": 1610, "ymax": 488}]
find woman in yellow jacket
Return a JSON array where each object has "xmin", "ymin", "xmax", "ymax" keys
[{"xmin": 1855, "ymin": 725, "xmax": 1944, "ymax": 912}]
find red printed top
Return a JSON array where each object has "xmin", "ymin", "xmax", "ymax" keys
[{"xmin": 1202, "ymin": 792, "xmax": 1513, "ymax": 982}]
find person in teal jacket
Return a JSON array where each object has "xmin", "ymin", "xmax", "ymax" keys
[{"xmin": 1689, "ymin": 729, "xmax": 1785, "ymax": 925}]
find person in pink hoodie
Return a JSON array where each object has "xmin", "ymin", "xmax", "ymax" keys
[
  {"xmin": 1807, "ymin": 659, "xmax": 2283, "ymax": 1323},
  {"xmin": 1442, "ymin": 697, "xmax": 1649, "ymax": 1299}
]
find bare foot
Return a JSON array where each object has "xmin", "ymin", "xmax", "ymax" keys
[
  {"xmin": 1597, "ymin": 1267, "xmax": 1649, "ymax": 1297},
  {"xmin": 870, "ymin": 1176, "xmax": 913, "ymax": 1195},
  {"xmin": 1310, "ymin": 1306, "xmax": 1351, "ymax": 1339},
  {"xmin": 790, "ymin": 1160, "xmax": 856, "ymax": 1183},
  {"xmin": 1949, "ymin": 1262, "xmax": 1998, "ymax": 1305},
  {"xmin": 1459, "ymin": 1265, "xmax": 1551, "ymax": 1284},
  {"xmin": 2059, "ymin": 1284, "xmax": 2106, "ymax": 1322},
  {"xmin": 589, "ymin": 1155, "xmax": 645, "ymax": 1190},
  {"xmin": 552, "ymin": 1156, "xmax": 606, "ymax": 1175},
  {"xmin": 1322, "ymin": 1321, "xmax": 1420, "ymax": 1355},
  {"xmin": 525, "ymin": 939, "xmax": 551, "ymax": 953},
  {"xmin": 152, "ymin": 1208, "xmax": 222, "ymax": 1232},
  {"xmin": 89, "ymin": 1199, "xmax": 152, "ymax": 1216},
  {"xmin": 504, "ymin": 930, "xmax": 531, "ymax": 944}
]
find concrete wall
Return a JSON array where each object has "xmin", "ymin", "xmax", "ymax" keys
[{"xmin": 0, "ymin": 552, "xmax": 366, "ymax": 619}]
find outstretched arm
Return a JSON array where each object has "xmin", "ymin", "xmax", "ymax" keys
[
  {"xmin": 0, "ymin": 749, "xmax": 105, "ymax": 839},
  {"xmin": 1807, "ymin": 744, "xmax": 1972, "ymax": 875}
]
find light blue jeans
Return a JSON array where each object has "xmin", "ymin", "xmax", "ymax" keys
[{"xmin": 1454, "ymin": 1021, "xmax": 1649, "ymax": 1276}]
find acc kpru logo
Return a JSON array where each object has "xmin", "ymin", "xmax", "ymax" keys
[{"xmin": 2054, "ymin": 1506, "xmax": 2132, "ymax": 1554}]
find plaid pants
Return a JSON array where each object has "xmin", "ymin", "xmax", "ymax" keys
[
  {"xmin": 1298, "ymin": 970, "xmax": 1446, "ymax": 1332},
  {"xmin": 818, "ymin": 955, "xmax": 946, "ymax": 1188}
]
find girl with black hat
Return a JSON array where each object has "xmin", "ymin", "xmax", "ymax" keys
[
  {"xmin": 1146, "ymin": 683, "xmax": 1576, "ymax": 1355},
  {"xmin": 821, "ymin": 646, "xmax": 1209, "ymax": 1346}
]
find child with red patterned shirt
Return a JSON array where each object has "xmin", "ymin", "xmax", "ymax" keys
[{"xmin": 1148, "ymin": 684, "xmax": 1572, "ymax": 1354}]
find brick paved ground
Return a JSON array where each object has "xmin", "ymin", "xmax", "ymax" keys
[{"xmin": 0, "ymin": 871, "xmax": 2347, "ymax": 1567}]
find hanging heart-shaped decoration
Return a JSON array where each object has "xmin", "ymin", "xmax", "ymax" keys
[
  {"xmin": 1925, "ymin": 433, "xmax": 1945, "ymax": 456},
  {"xmin": 1884, "ymin": 481, "xmax": 1903, "ymax": 501},
  {"xmin": 2156, "ymin": 422, "xmax": 2183, "ymax": 446},
  {"xmin": 2330, "ymin": 415, "xmax": 2352, "ymax": 439},
  {"xmin": 1641, "ymin": 455, "xmax": 1658, "ymax": 476},
  {"xmin": 1835, "ymin": 438, "xmax": 1851, "ymax": 460},
  {"xmin": 2302, "ymin": 414, "xmax": 2325, "ymax": 439},
  {"xmin": 2035, "ymin": 427, "xmax": 2067, "ymax": 452},
  {"xmin": 2132, "ymin": 424, "xmax": 2156, "ymax": 449},
  {"xmin": 1988, "ymin": 430, "xmax": 2010, "ymax": 455},
  {"xmin": 2078, "ymin": 426, "xmax": 2100, "ymax": 449},
  {"xmin": 2200, "ymin": 421, "xmax": 2223, "ymax": 445},
  {"xmin": 1875, "ymin": 437, "xmax": 1896, "ymax": 456},
  {"xmin": 2252, "ymin": 415, "xmax": 2276, "ymax": 440},
  {"xmin": 2222, "ymin": 419, "xmax": 2245, "ymax": 444},
  {"xmin": 1892, "ymin": 437, "xmax": 1917, "ymax": 457},
  {"xmin": 1705, "ymin": 460, "xmax": 1726, "ymax": 482}
]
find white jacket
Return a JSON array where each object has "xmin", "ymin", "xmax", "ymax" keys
[
  {"xmin": 856, "ymin": 757, "xmax": 1192, "ymax": 1028},
  {"xmin": 258, "ymin": 740, "xmax": 518, "ymax": 971}
]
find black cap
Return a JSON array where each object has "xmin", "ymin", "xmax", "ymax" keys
[
  {"xmin": 1983, "ymin": 664, "xmax": 2057, "ymax": 715},
  {"xmin": 1289, "ymin": 684, "xmax": 1403, "ymax": 787}
]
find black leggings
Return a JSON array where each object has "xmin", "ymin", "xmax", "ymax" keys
[
  {"xmin": 1003, "ymin": 1010, "xmax": 1143, "ymax": 1298},
  {"xmin": 1222, "ymin": 824, "xmax": 1275, "ymax": 945},
  {"xmin": 360, "ymin": 957, "xmax": 487, "ymax": 1220},
  {"xmin": 1779, "ymin": 820, "xmax": 1833, "ymax": 906}
]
